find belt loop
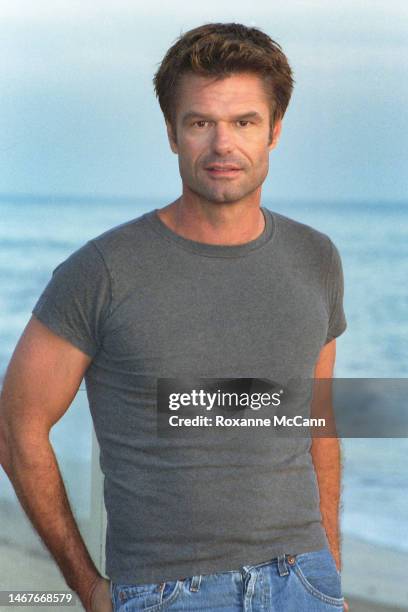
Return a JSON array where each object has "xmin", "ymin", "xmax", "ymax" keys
[
  {"xmin": 277, "ymin": 554, "xmax": 289, "ymax": 576},
  {"xmin": 190, "ymin": 574, "xmax": 202, "ymax": 592}
]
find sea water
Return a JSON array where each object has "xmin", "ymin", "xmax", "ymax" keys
[{"xmin": 1, "ymin": 196, "xmax": 407, "ymax": 553}]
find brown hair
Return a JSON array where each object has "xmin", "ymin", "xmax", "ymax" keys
[{"xmin": 153, "ymin": 22, "xmax": 295, "ymax": 137}]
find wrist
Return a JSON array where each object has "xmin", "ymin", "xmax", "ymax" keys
[{"xmin": 82, "ymin": 574, "xmax": 102, "ymax": 612}]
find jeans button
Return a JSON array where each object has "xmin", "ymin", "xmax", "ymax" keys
[{"xmin": 287, "ymin": 555, "xmax": 296, "ymax": 565}]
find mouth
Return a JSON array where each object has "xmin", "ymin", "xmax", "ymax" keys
[{"xmin": 205, "ymin": 165, "xmax": 243, "ymax": 177}]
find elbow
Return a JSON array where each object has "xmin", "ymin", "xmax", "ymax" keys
[{"xmin": 0, "ymin": 417, "xmax": 51, "ymax": 476}]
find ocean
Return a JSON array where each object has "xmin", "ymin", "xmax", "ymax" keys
[{"xmin": 1, "ymin": 196, "xmax": 407, "ymax": 554}]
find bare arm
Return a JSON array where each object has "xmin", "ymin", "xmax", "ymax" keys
[
  {"xmin": 310, "ymin": 339, "xmax": 342, "ymax": 572},
  {"xmin": 0, "ymin": 316, "xmax": 108, "ymax": 610}
]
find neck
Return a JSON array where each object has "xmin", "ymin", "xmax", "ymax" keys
[{"xmin": 157, "ymin": 191, "xmax": 265, "ymax": 246}]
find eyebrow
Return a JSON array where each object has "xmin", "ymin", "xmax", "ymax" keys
[{"xmin": 181, "ymin": 111, "xmax": 263, "ymax": 125}]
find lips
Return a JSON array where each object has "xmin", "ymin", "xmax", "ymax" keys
[
  {"xmin": 205, "ymin": 164, "xmax": 243, "ymax": 177},
  {"xmin": 206, "ymin": 164, "xmax": 242, "ymax": 171}
]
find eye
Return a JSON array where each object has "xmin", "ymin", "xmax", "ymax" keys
[
  {"xmin": 237, "ymin": 120, "xmax": 251, "ymax": 127},
  {"xmin": 193, "ymin": 120, "xmax": 210, "ymax": 128}
]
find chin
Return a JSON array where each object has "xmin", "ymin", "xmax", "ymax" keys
[
  {"xmin": 209, "ymin": 190, "xmax": 257, "ymax": 204},
  {"xmin": 186, "ymin": 177, "xmax": 262, "ymax": 204},
  {"xmin": 194, "ymin": 185, "xmax": 253, "ymax": 204}
]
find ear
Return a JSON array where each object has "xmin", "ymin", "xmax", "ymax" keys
[
  {"xmin": 268, "ymin": 118, "xmax": 282, "ymax": 152},
  {"xmin": 166, "ymin": 120, "xmax": 178, "ymax": 154}
]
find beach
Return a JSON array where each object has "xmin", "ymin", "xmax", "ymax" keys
[{"xmin": 341, "ymin": 536, "xmax": 408, "ymax": 611}]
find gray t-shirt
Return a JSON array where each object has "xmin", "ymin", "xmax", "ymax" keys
[{"xmin": 32, "ymin": 206, "xmax": 347, "ymax": 584}]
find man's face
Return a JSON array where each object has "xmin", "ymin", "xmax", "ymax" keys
[{"xmin": 166, "ymin": 72, "xmax": 282, "ymax": 205}]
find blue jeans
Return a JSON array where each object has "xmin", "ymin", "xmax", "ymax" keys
[{"xmin": 109, "ymin": 547, "xmax": 344, "ymax": 611}]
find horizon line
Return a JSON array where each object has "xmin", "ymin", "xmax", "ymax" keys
[{"xmin": 0, "ymin": 192, "xmax": 407, "ymax": 207}]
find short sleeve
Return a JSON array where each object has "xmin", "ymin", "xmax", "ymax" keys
[
  {"xmin": 324, "ymin": 240, "xmax": 347, "ymax": 344},
  {"xmin": 32, "ymin": 240, "xmax": 111, "ymax": 358}
]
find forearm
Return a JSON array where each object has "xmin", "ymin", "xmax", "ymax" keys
[
  {"xmin": 3, "ymin": 429, "xmax": 101, "ymax": 610},
  {"xmin": 310, "ymin": 436, "xmax": 342, "ymax": 571}
]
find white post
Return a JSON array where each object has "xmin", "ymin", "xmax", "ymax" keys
[{"xmin": 89, "ymin": 427, "xmax": 107, "ymax": 575}]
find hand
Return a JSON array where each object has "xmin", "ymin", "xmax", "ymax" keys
[
  {"xmin": 343, "ymin": 597, "xmax": 349, "ymax": 611},
  {"xmin": 89, "ymin": 577, "xmax": 113, "ymax": 612}
]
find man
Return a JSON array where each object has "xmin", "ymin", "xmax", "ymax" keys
[{"xmin": 0, "ymin": 23, "xmax": 348, "ymax": 611}]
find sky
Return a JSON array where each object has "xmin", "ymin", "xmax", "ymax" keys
[{"xmin": 1, "ymin": 0, "xmax": 407, "ymax": 203}]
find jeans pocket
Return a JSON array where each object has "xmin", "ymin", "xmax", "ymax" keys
[
  {"xmin": 111, "ymin": 579, "xmax": 182, "ymax": 611},
  {"xmin": 291, "ymin": 548, "xmax": 344, "ymax": 606}
]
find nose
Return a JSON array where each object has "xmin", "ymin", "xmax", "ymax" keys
[{"xmin": 211, "ymin": 123, "xmax": 234, "ymax": 156}]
